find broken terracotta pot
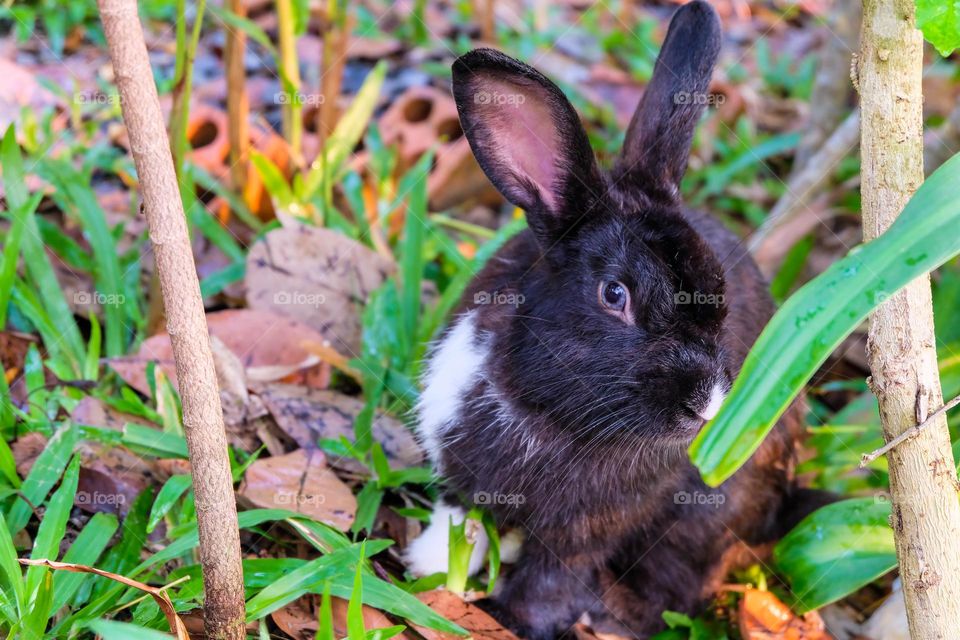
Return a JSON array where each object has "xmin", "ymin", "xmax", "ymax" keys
[{"xmin": 378, "ymin": 85, "xmax": 501, "ymax": 211}]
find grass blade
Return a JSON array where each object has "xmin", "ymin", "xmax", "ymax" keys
[
  {"xmin": 5, "ymin": 424, "xmax": 79, "ymax": 536},
  {"xmin": 147, "ymin": 474, "xmax": 192, "ymax": 533},
  {"xmin": 1, "ymin": 127, "xmax": 85, "ymax": 372},
  {"xmin": 0, "ymin": 511, "xmax": 25, "ymax": 615},
  {"xmin": 0, "ymin": 190, "xmax": 43, "ymax": 328},
  {"xmin": 51, "ymin": 512, "xmax": 119, "ymax": 612},
  {"xmin": 26, "ymin": 455, "xmax": 81, "ymax": 598},
  {"xmin": 39, "ymin": 159, "xmax": 129, "ymax": 357}
]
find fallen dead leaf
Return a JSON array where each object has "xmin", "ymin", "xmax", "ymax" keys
[
  {"xmin": 75, "ymin": 442, "xmax": 156, "ymax": 516},
  {"xmin": 107, "ymin": 309, "xmax": 332, "ymax": 395},
  {"xmin": 71, "ymin": 396, "xmax": 155, "ymax": 430},
  {"xmin": 245, "ymin": 224, "xmax": 394, "ymax": 356},
  {"xmin": 254, "ymin": 383, "xmax": 424, "ymax": 470},
  {"xmin": 11, "ymin": 432, "xmax": 47, "ymax": 478},
  {"xmin": 272, "ymin": 595, "xmax": 407, "ymax": 640},
  {"xmin": 0, "ymin": 58, "xmax": 61, "ymax": 132},
  {"xmin": 238, "ymin": 448, "xmax": 357, "ymax": 531},
  {"xmin": 413, "ymin": 590, "xmax": 519, "ymax": 640}
]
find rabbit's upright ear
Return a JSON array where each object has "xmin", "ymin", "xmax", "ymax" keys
[
  {"xmin": 614, "ymin": 0, "xmax": 721, "ymax": 201},
  {"xmin": 452, "ymin": 49, "xmax": 601, "ymax": 247}
]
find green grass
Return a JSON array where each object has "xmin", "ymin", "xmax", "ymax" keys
[{"xmin": 2, "ymin": 2, "xmax": 960, "ymax": 637}]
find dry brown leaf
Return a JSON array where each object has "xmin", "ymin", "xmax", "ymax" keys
[
  {"xmin": 11, "ymin": 432, "xmax": 47, "ymax": 478},
  {"xmin": 238, "ymin": 448, "xmax": 357, "ymax": 531},
  {"xmin": 75, "ymin": 442, "xmax": 156, "ymax": 516},
  {"xmin": 71, "ymin": 396, "xmax": 155, "ymax": 430},
  {"xmin": 18, "ymin": 558, "xmax": 190, "ymax": 639},
  {"xmin": 413, "ymin": 590, "xmax": 519, "ymax": 640},
  {"xmin": 245, "ymin": 224, "xmax": 394, "ymax": 356},
  {"xmin": 738, "ymin": 588, "xmax": 831, "ymax": 640},
  {"xmin": 0, "ymin": 58, "xmax": 61, "ymax": 132},
  {"xmin": 254, "ymin": 383, "xmax": 424, "ymax": 470},
  {"xmin": 271, "ymin": 595, "xmax": 406, "ymax": 640},
  {"xmin": 107, "ymin": 309, "xmax": 332, "ymax": 395}
]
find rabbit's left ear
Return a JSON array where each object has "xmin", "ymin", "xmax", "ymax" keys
[
  {"xmin": 614, "ymin": 0, "xmax": 721, "ymax": 201},
  {"xmin": 452, "ymin": 48, "xmax": 601, "ymax": 247}
]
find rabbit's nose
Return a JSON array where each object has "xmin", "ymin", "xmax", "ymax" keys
[{"xmin": 697, "ymin": 383, "xmax": 727, "ymax": 421}]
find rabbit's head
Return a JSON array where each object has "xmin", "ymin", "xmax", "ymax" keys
[{"xmin": 451, "ymin": 1, "xmax": 732, "ymax": 441}]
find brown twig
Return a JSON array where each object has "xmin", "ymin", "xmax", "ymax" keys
[
  {"xmin": 860, "ymin": 394, "xmax": 960, "ymax": 468},
  {"xmin": 748, "ymin": 109, "xmax": 860, "ymax": 273},
  {"xmin": 19, "ymin": 559, "xmax": 191, "ymax": 639},
  {"xmin": 225, "ymin": 0, "xmax": 250, "ymax": 197},
  {"xmin": 317, "ymin": 6, "xmax": 351, "ymax": 147},
  {"xmin": 96, "ymin": 1, "xmax": 245, "ymax": 638}
]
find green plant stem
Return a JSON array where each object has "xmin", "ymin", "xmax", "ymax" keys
[
  {"xmin": 429, "ymin": 214, "xmax": 496, "ymax": 239},
  {"xmin": 169, "ymin": 0, "xmax": 207, "ymax": 184},
  {"xmin": 276, "ymin": 0, "xmax": 302, "ymax": 166}
]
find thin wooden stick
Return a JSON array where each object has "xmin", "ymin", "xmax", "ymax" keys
[
  {"xmin": 858, "ymin": 0, "xmax": 960, "ymax": 634},
  {"xmin": 225, "ymin": 0, "xmax": 250, "ymax": 196},
  {"xmin": 96, "ymin": 1, "xmax": 245, "ymax": 638},
  {"xmin": 861, "ymin": 394, "xmax": 960, "ymax": 468}
]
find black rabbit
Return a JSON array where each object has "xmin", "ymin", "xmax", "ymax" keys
[{"xmin": 405, "ymin": 2, "xmax": 827, "ymax": 638}]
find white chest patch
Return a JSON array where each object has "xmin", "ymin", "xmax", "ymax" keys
[
  {"xmin": 417, "ymin": 310, "xmax": 487, "ymax": 466},
  {"xmin": 404, "ymin": 503, "xmax": 490, "ymax": 577}
]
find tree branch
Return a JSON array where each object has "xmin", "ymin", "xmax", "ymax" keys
[
  {"xmin": 96, "ymin": 1, "xmax": 246, "ymax": 638},
  {"xmin": 860, "ymin": 394, "xmax": 960, "ymax": 468}
]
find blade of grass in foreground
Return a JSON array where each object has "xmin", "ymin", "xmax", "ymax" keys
[
  {"xmin": 690, "ymin": 151, "xmax": 960, "ymax": 486},
  {"xmin": 1, "ymin": 126, "xmax": 85, "ymax": 373}
]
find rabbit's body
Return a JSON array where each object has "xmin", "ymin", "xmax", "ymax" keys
[{"xmin": 406, "ymin": 3, "xmax": 825, "ymax": 637}]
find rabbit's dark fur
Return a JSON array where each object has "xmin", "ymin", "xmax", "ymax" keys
[{"xmin": 408, "ymin": 2, "xmax": 826, "ymax": 638}]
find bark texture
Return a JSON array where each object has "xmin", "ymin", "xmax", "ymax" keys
[
  {"xmin": 859, "ymin": 1, "xmax": 960, "ymax": 637},
  {"xmin": 97, "ymin": 1, "xmax": 246, "ymax": 638}
]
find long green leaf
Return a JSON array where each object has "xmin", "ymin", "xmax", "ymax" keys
[
  {"xmin": 347, "ymin": 547, "xmax": 366, "ymax": 640},
  {"xmin": 51, "ymin": 512, "xmax": 119, "ymax": 612},
  {"xmin": 244, "ymin": 542, "xmax": 388, "ymax": 620},
  {"xmin": 1, "ymin": 127, "xmax": 84, "ymax": 372},
  {"xmin": 39, "ymin": 159, "xmax": 128, "ymax": 357},
  {"xmin": 0, "ymin": 511, "xmax": 25, "ymax": 615},
  {"xmin": 26, "ymin": 456, "xmax": 81, "ymax": 599},
  {"xmin": 6, "ymin": 424, "xmax": 79, "ymax": 535},
  {"xmin": 0, "ymin": 190, "xmax": 43, "ymax": 328},
  {"xmin": 398, "ymin": 152, "xmax": 433, "ymax": 363},
  {"xmin": 208, "ymin": 3, "xmax": 278, "ymax": 56},
  {"xmin": 691, "ymin": 152, "xmax": 960, "ymax": 485},
  {"xmin": 304, "ymin": 62, "xmax": 387, "ymax": 198},
  {"xmin": 774, "ymin": 498, "xmax": 896, "ymax": 612},
  {"xmin": 87, "ymin": 620, "xmax": 174, "ymax": 640},
  {"xmin": 147, "ymin": 474, "xmax": 192, "ymax": 533}
]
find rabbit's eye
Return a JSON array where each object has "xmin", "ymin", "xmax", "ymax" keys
[{"xmin": 599, "ymin": 281, "xmax": 629, "ymax": 312}]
